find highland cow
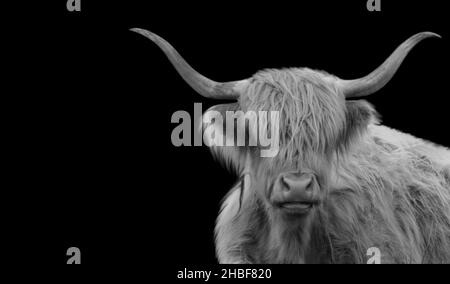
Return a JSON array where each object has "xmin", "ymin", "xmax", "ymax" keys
[{"xmin": 131, "ymin": 28, "xmax": 450, "ymax": 263}]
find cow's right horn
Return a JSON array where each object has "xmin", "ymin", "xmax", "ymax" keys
[
  {"xmin": 338, "ymin": 32, "xmax": 441, "ymax": 98},
  {"xmin": 131, "ymin": 28, "xmax": 247, "ymax": 100}
]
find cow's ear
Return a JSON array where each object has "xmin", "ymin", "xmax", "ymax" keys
[
  {"xmin": 201, "ymin": 104, "xmax": 249, "ymax": 175},
  {"xmin": 342, "ymin": 100, "xmax": 379, "ymax": 148}
]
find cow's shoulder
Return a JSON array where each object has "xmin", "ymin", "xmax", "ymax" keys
[
  {"xmin": 368, "ymin": 124, "xmax": 450, "ymax": 167},
  {"xmin": 215, "ymin": 183, "xmax": 252, "ymax": 263}
]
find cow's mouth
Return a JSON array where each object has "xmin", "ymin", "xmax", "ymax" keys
[{"xmin": 276, "ymin": 201, "xmax": 317, "ymax": 214}]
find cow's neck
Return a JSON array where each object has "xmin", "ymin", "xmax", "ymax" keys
[{"xmin": 264, "ymin": 213, "xmax": 321, "ymax": 263}]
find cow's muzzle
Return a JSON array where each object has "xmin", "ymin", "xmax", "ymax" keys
[{"xmin": 271, "ymin": 171, "xmax": 320, "ymax": 215}]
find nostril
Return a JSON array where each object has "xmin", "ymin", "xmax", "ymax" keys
[
  {"xmin": 304, "ymin": 177, "xmax": 314, "ymax": 191},
  {"xmin": 280, "ymin": 176, "xmax": 291, "ymax": 191}
]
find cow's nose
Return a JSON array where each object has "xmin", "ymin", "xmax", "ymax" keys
[{"xmin": 279, "ymin": 172, "xmax": 315, "ymax": 199}]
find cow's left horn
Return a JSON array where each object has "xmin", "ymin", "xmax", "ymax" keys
[
  {"xmin": 130, "ymin": 28, "xmax": 247, "ymax": 99},
  {"xmin": 338, "ymin": 32, "xmax": 441, "ymax": 98}
]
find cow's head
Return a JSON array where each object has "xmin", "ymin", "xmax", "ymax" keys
[{"xmin": 131, "ymin": 29, "xmax": 439, "ymax": 226}]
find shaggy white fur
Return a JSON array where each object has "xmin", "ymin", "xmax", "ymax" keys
[{"xmin": 211, "ymin": 68, "xmax": 450, "ymax": 263}]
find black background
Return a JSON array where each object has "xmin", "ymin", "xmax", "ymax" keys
[{"xmin": 10, "ymin": 1, "xmax": 449, "ymax": 267}]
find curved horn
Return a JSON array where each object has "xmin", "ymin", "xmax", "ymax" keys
[
  {"xmin": 130, "ymin": 28, "xmax": 246, "ymax": 99},
  {"xmin": 338, "ymin": 32, "xmax": 441, "ymax": 98}
]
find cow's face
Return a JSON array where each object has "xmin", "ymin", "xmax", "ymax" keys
[
  {"xmin": 205, "ymin": 68, "xmax": 377, "ymax": 223},
  {"xmin": 131, "ymin": 28, "xmax": 439, "ymax": 223},
  {"xmin": 242, "ymin": 69, "xmax": 345, "ymax": 220}
]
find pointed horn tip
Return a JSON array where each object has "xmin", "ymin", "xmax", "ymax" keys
[
  {"xmin": 129, "ymin": 27, "xmax": 144, "ymax": 34},
  {"xmin": 417, "ymin": 31, "xmax": 442, "ymax": 39},
  {"xmin": 130, "ymin": 28, "xmax": 156, "ymax": 40}
]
